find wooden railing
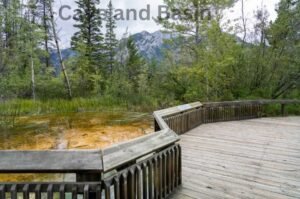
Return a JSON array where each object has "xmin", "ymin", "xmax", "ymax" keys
[
  {"xmin": 0, "ymin": 183, "xmax": 102, "ymax": 199},
  {"xmin": 0, "ymin": 101, "xmax": 184, "ymax": 199},
  {"xmin": 0, "ymin": 99, "xmax": 299, "ymax": 199},
  {"xmin": 164, "ymin": 100, "xmax": 299, "ymax": 135},
  {"xmin": 102, "ymin": 144, "xmax": 181, "ymax": 199}
]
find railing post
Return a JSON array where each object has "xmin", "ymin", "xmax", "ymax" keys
[
  {"xmin": 0, "ymin": 185, "xmax": 5, "ymax": 199},
  {"xmin": 76, "ymin": 173, "xmax": 102, "ymax": 182},
  {"xmin": 154, "ymin": 120, "xmax": 160, "ymax": 131},
  {"xmin": 76, "ymin": 173, "xmax": 102, "ymax": 199},
  {"xmin": 281, "ymin": 104, "xmax": 286, "ymax": 116}
]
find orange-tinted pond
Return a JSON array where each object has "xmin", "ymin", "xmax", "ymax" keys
[{"xmin": 0, "ymin": 111, "xmax": 153, "ymax": 182}]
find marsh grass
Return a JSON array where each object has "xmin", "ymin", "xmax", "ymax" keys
[
  {"xmin": 0, "ymin": 97, "xmax": 157, "ymax": 128},
  {"xmin": 0, "ymin": 98, "xmax": 123, "ymax": 116}
]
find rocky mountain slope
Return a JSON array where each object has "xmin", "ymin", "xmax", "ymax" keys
[{"xmin": 50, "ymin": 30, "xmax": 173, "ymax": 67}]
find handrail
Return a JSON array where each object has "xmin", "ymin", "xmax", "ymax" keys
[
  {"xmin": 102, "ymin": 102, "xmax": 203, "ymax": 172},
  {"xmin": 163, "ymin": 99, "xmax": 300, "ymax": 135},
  {"xmin": 202, "ymin": 99, "xmax": 300, "ymax": 107},
  {"xmin": 102, "ymin": 129, "xmax": 179, "ymax": 172},
  {"xmin": 0, "ymin": 150, "xmax": 103, "ymax": 174},
  {"xmin": 154, "ymin": 102, "xmax": 202, "ymax": 130}
]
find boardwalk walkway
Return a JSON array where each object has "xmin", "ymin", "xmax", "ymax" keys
[{"xmin": 171, "ymin": 117, "xmax": 300, "ymax": 199}]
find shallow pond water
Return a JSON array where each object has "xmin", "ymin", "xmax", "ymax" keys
[{"xmin": 0, "ymin": 111, "xmax": 153, "ymax": 182}]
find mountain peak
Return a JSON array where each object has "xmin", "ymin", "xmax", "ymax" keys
[
  {"xmin": 131, "ymin": 30, "xmax": 171, "ymax": 60},
  {"xmin": 139, "ymin": 31, "xmax": 151, "ymax": 35}
]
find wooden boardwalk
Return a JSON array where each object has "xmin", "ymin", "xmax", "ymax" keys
[{"xmin": 171, "ymin": 117, "xmax": 300, "ymax": 199}]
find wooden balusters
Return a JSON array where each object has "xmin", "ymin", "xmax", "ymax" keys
[
  {"xmin": 128, "ymin": 168, "xmax": 136, "ymax": 199},
  {"xmin": 100, "ymin": 144, "xmax": 181, "ymax": 199},
  {"xmin": 59, "ymin": 184, "xmax": 65, "ymax": 199},
  {"xmin": 0, "ymin": 183, "xmax": 102, "ymax": 199},
  {"xmin": 113, "ymin": 176, "xmax": 120, "ymax": 199},
  {"xmin": 83, "ymin": 185, "xmax": 89, "ymax": 199},
  {"xmin": 0, "ymin": 185, "xmax": 5, "ymax": 199},
  {"xmin": 104, "ymin": 180, "xmax": 112, "ymax": 199},
  {"xmin": 10, "ymin": 184, "xmax": 17, "ymax": 199},
  {"xmin": 148, "ymin": 160, "xmax": 154, "ymax": 199},
  {"xmin": 96, "ymin": 184, "xmax": 102, "ymax": 199},
  {"xmin": 71, "ymin": 185, "xmax": 77, "ymax": 199},
  {"xmin": 136, "ymin": 166, "xmax": 143, "ymax": 199},
  {"xmin": 35, "ymin": 184, "xmax": 41, "ymax": 199},
  {"xmin": 120, "ymin": 172, "xmax": 128, "ymax": 199},
  {"xmin": 162, "ymin": 152, "xmax": 167, "ymax": 198},
  {"xmin": 153, "ymin": 156, "xmax": 159, "ymax": 199},
  {"xmin": 142, "ymin": 163, "xmax": 148, "ymax": 199},
  {"xmin": 22, "ymin": 184, "xmax": 30, "ymax": 199},
  {"xmin": 164, "ymin": 101, "xmax": 296, "ymax": 135}
]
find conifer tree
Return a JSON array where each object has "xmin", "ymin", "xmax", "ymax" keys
[
  {"xmin": 0, "ymin": 1, "xmax": 5, "ymax": 71},
  {"xmin": 71, "ymin": 0, "xmax": 104, "ymax": 74},
  {"xmin": 36, "ymin": 0, "xmax": 53, "ymax": 68},
  {"xmin": 126, "ymin": 37, "xmax": 144, "ymax": 92},
  {"xmin": 0, "ymin": 0, "xmax": 44, "ymax": 99},
  {"xmin": 105, "ymin": 0, "xmax": 118, "ymax": 75}
]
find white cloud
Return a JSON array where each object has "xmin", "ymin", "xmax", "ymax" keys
[{"xmin": 54, "ymin": 0, "xmax": 280, "ymax": 48}]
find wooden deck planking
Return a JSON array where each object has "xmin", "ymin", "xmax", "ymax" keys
[{"xmin": 172, "ymin": 117, "xmax": 300, "ymax": 199}]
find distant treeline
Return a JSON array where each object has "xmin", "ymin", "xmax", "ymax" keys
[{"xmin": 0, "ymin": 0, "xmax": 299, "ymax": 108}]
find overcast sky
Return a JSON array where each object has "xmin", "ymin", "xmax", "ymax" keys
[{"xmin": 54, "ymin": 0, "xmax": 280, "ymax": 48}]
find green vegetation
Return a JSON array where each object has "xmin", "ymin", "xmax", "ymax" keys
[
  {"xmin": 262, "ymin": 104, "xmax": 300, "ymax": 116},
  {"xmin": 0, "ymin": 97, "xmax": 159, "ymax": 117},
  {"xmin": 105, "ymin": 0, "xmax": 118, "ymax": 75},
  {"xmin": 156, "ymin": 0, "xmax": 299, "ymax": 102},
  {"xmin": 0, "ymin": 0, "xmax": 299, "ymax": 120},
  {"xmin": 0, "ymin": 97, "xmax": 157, "ymax": 128}
]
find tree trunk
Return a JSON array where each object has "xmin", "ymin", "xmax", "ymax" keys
[
  {"xmin": 43, "ymin": 0, "xmax": 50, "ymax": 68},
  {"xmin": 48, "ymin": 0, "xmax": 72, "ymax": 99},
  {"xmin": 241, "ymin": 0, "xmax": 247, "ymax": 44},
  {"xmin": 194, "ymin": 1, "xmax": 200, "ymax": 45},
  {"xmin": 3, "ymin": 0, "xmax": 9, "ymax": 48},
  {"xmin": 30, "ymin": 54, "xmax": 36, "ymax": 101},
  {"xmin": 28, "ymin": 3, "xmax": 36, "ymax": 101}
]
